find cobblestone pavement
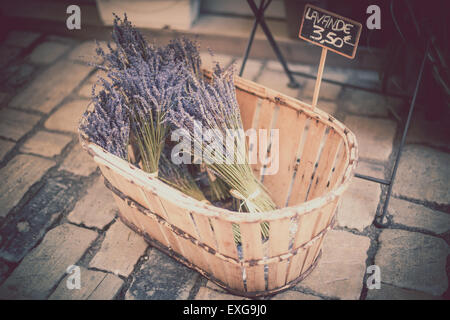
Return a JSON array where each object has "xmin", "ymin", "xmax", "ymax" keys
[{"xmin": 0, "ymin": 31, "xmax": 448, "ymax": 300}]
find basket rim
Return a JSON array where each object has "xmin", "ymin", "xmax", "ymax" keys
[{"xmin": 79, "ymin": 73, "xmax": 358, "ymax": 223}]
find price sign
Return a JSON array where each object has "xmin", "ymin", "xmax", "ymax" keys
[{"xmin": 299, "ymin": 4, "xmax": 362, "ymax": 59}]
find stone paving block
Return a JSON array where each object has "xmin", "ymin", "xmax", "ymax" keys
[
  {"xmin": 389, "ymin": 198, "xmax": 450, "ymax": 234},
  {"xmin": 301, "ymin": 78, "xmax": 342, "ymax": 101},
  {"xmin": 9, "ymin": 60, "xmax": 92, "ymax": 113},
  {"xmin": 0, "ymin": 108, "xmax": 40, "ymax": 141},
  {"xmin": 355, "ymin": 160, "xmax": 385, "ymax": 180},
  {"xmin": 351, "ymin": 69, "xmax": 380, "ymax": 88},
  {"xmin": 0, "ymin": 154, "xmax": 55, "ymax": 218},
  {"xmin": 44, "ymin": 99, "xmax": 89, "ymax": 133},
  {"xmin": 265, "ymin": 60, "xmax": 314, "ymax": 75},
  {"xmin": 195, "ymin": 287, "xmax": 245, "ymax": 300},
  {"xmin": 199, "ymin": 51, "xmax": 233, "ymax": 71},
  {"xmin": 256, "ymin": 69, "xmax": 301, "ymax": 98},
  {"xmin": 86, "ymin": 69, "xmax": 108, "ymax": 83},
  {"xmin": 59, "ymin": 144, "xmax": 98, "ymax": 177},
  {"xmin": 295, "ymin": 230, "xmax": 371, "ymax": 300},
  {"xmin": 68, "ymin": 41, "xmax": 108, "ymax": 64},
  {"xmin": 89, "ymin": 221, "xmax": 147, "ymax": 277},
  {"xmin": 316, "ymin": 101, "xmax": 338, "ymax": 116},
  {"xmin": 125, "ymin": 248, "xmax": 198, "ymax": 300},
  {"xmin": 2, "ymin": 64, "xmax": 35, "ymax": 88},
  {"xmin": 76, "ymin": 69, "xmax": 108, "ymax": 98},
  {"xmin": 406, "ymin": 108, "xmax": 450, "ymax": 150},
  {"xmin": 322, "ymin": 67, "xmax": 351, "ymax": 83},
  {"xmin": 271, "ymin": 290, "xmax": 322, "ymax": 300},
  {"xmin": 392, "ymin": 145, "xmax": 450, "ymax": 206},
  {"xmin": 344, "ymin": 115, "xmax": 396, "ymax": 162},
  {"xmin": 337, "ymin": 178, "xmax": 381, "ymax": 231},
  {"xmin": 4, "ymin": 31, "xmax": 40, "ymax": 48},
  {"xmin": 0, "ymin": 139, "xmax": 15, "ymax": 162},
  {"xmin": 68, "ymin": 177, "xmax": 117, "ymax": 229},
  {"xmin": 0, "ymin": 179, "xmax": 76, "ymax": 262},
  {"xmin": 46, "ymin": 35, "xmax": 79, "ymax": 46},
  {"xmin": 341, "ymin": 89, "xmax": 401, "ymax": 117},
  {"xmin": 49, "ymin": 266, "xmax": 123, "ymax": 300},
  {"xmin": 75, "ymin": 69, "xmax": 116, "ymax": 99},
  {"xmin": 27, "ymin": 41, "xmax": 70, "ymax": 64},
  {"xmin": 366, "ymin": 283, "xmax": 442, "ymax": 300},
  {"xmin": 233, "ymin": 58, "xmax": 263, "ymax": 81},
  {"xmin": 20, "ymin": 131, "xmax": 72, "ymax": 157},
  {"xmin": 78, "ymin": 70, "xmax": 110, "ymax": 99},
  {"xmin": 271, "ymin": 64, "xmax": 352, "ymax": 84},
  {"xmin": 0, "ymin": 223, "xmax": 97, "ymax": 299},
  {"xmin": 375, "ymin": 229, "xmax": 448, "ymax": 296},
  {"xmin": 77, "ymin": 82, "xmax": 97, "ymax": 99}
]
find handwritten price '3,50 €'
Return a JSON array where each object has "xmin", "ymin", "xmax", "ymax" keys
[{"xmin": 310, "ymin": 25, "xmax": 354, "ymax": 48}]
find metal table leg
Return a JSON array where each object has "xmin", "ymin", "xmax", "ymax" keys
[
  {"xmin": 241, "ymin": 0, "xmax": 300, "ymax": 88},
  {"xmin": 373, "ymin": 39, "xmax": 430, "ymax": 227},
  {"xmin": 239, "ymin": 0, "xmax": 269, "ymax": 77}
]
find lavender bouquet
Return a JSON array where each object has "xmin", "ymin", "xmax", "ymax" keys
[
  {"xmin": 81, "ymin": 15, "xmax": 205, "ymax": 200},
  {"xmin": 167, "ymin": 64, "xmax": 277, "ymax": 241},
  {"xmin": 93, "ymin": 15, "xmax": 187, "ymax": 174},
  {"xmin": 79, "ymin": 79, "xmax": 130, "ymax": 160}
]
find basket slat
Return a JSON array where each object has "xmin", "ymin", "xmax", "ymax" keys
[
  {"xmin": 192, "ymin": 214, "xmax": 217, "ymax": 249},
  {"xmin": 112, "ymin": 194, "xmax": 169, "ymax": 247},
  {"xmin": 262, "ymin": 107, "xmax": 308, "ymax": 207},
  {"xmin": 112, "ymin": 193, "xmax": 142, "ymax": 232},
  {"xmin": 95, "ymin": 158, "xmax": 150, "ymax": 211},
  {"xmin": 96, "ymin": 157, "xmax": 190, "ymax": 256},
  {"xmin": 210, "ymin": 218, "xmax": 238, "ymax": 258},
  {"xmin": 153, "ymin": 198, "xmax": 213, "ymax": 271},
  {"xmin": 317, "ymin": 199, "xmax": 338, "ymax": 235},
  {"xmin": 240, "ymin": 222, "xmax": 266, "ymax": 292},
  {"xmin": 178, "ymin": 235, "xmax": 212, "ymax": 273},
  {"xmin": 162, "ymin": 227, "xmax": 185, "ymax": 255},
  {"xmin": 285, "ymin": 211, "xmax": 318, "ymax": 282},
  {"xmin": 104, "ymin": 170, "xmax": 187, "ymax": 256},
  {"xmin": 286, "ymin": 248, "xmax": 308, "ymax": 283},
  {"xmin": 329, "ymin": 143, "xmax": 348, "ymax": 189},
  {"xmin": 210, "ymin": 218, "xmax": 244, "ymax": 291},
  {"xmin": 157, "ymin": 198, "xmax": 198, "ymax": 238},
  {"xmin": 307, "ymin": 129, "xmax": 342, "ymax": 200},
  {"xmin": 299, "ymin": 199, "xmax": 338, "ymax": 276},
  {"xmin": 253, "ymin": 99, "xmax": 276, "ymax": 178},
  {"xmin": 138, "ymin": 189, "xmax": 191, "ymax": 255},
  {"xmin": 267, "ymin": 218, "xmax": 291, "ymax": 289},
  {"xmin": 191, "ymin": 213, "xmax": 229, "ymax": 284},
  {"xmin": 288, "ymin": 120, "xmax": 327, "ymax": 205},
  {"xmin": 300, "ymin": 236, "xmax": 323, "ymax": 275},
  {"xmin": 309, "ymin": 200, "xmax": 339, "ymax": 265},
  {"xmin": 139, "ymin": 189, "xmax": 170, "ymax": 220},
  {"xmin": 236, "ymin": 89, "xmax": 258, "ymax": 133},
  {"xmin": 299, "ymin": 210, "xmax": 325, "ymax": 275}
]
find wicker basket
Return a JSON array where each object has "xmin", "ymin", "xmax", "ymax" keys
[{"xmin": 79, "ymin": 72, "xmax": 358, "ymax": 298}]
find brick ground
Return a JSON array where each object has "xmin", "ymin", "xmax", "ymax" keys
[{"xmin": 0, "ymin": 31, "xmax": 448, "ymax": 300}]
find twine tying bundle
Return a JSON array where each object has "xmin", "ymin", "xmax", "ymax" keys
[{"xmin": 230, "ymin": 188, "xmax": 261, "ymax": 213}]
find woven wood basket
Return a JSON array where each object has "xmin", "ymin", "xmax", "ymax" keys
[{"xmin": 79, "ymin": 71, "xmax": 358, "ymax": 298}]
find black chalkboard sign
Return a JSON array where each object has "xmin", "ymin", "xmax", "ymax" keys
[{"xmin": 299, "ymin": 4, "xmax": 362, "ymax": 59}]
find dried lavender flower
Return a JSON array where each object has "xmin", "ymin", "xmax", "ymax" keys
[{"xmin": 79, "ymin": 80, "xmax": 130, "ymax": 159}]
